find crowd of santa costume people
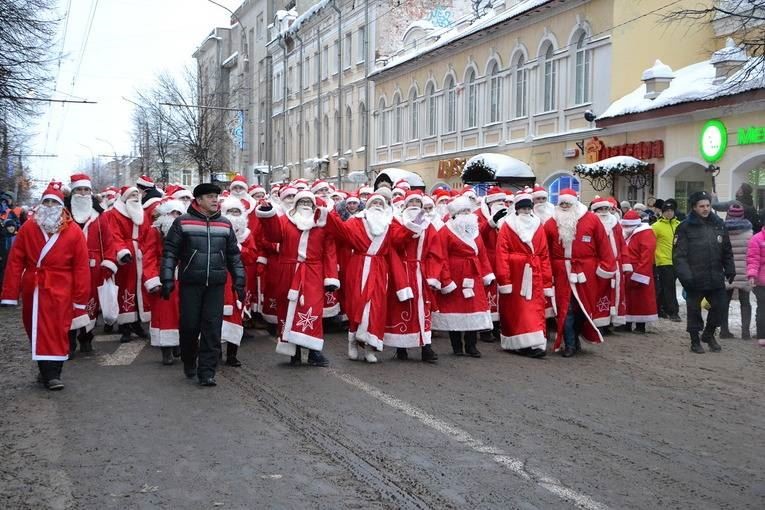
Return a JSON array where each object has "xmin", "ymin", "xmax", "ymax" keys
[{"xmin": 1, "ymin": 171, "xmax": 763, "ymax": 390}]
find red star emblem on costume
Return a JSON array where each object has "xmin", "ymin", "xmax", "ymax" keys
[
  {"xmin": 296, "ymin": 307, "xmax": 318, "ymax": 332},
  {"xmin": 121, "ymin": 289, "xmax": 136, "ymax": 311},
  {"xmin": 487, "ymin": 291, "xmax": 497, "ymax": 309},
  {"xmin": 596, "ymin": 296, "xmax": 611, "ymax": 313},
  {"xmin": 324, "ymin": 291, "xmax": 337, "ymax": 305},
  {"xmin": 268, "ymin": 298, "xmax": 277, "ymax": 310},
  {"xmin": 86, "ymin": 298, "xmax": 97, "ymax": 317}
]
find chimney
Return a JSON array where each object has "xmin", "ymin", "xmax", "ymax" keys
[
  {"xmin": 711, "ymin": 38, "xmax": 748, "ymax": 85},
  {"xmin": 641, "ymin": 60, "xmax": 675, "ymax": 100}
]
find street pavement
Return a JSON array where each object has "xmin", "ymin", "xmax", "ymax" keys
[{"xmin": 0, "ymin": 307, "xmax": 763, "ymax": 510}]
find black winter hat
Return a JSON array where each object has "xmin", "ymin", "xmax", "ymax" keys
[
  {"xmin": 688, "ymin": 190, "xmax": 711, "ymax": 208},
  {"xmin": 193, "ymin": 183, "xmax": 222, "ymax": 198}
]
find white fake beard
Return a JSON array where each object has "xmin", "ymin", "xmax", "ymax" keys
[
  {"xmin": 452, "ymin": 213, "xmax": 479, "ymax": 240},
  {"xmin": 554, "ymin": 206, "xmax": 578, "ymax": 246},
  {"xmin": 231, "ymin": 188, "xmax": 247, "ymax": 199},
  {"xmin": 622, "ymin": 225, "xmax": 638, "ymax": 237},
  {"xmin": 436, "ymin": 204, "xmax": 448, "ymax": 218},
  {"xmin": 36, "ymin": 204, "xmax": 64, "ymax": 234},
  {"xmin": 154, "ymin": 214, "xmax": 176, "ymax": 236},
  {"xmin": 511, "ymin": 211, "xmax": 540, "ymax": 244},
  {"xmin": 226, "ymin": 214, "xmax": 247, "ymax": 235},
  {"xmin": 290, "ymin": 206, "xmax": 315, "ymax": 231},
  {"xmin": 534, "ymin": 201, "xmax": 554, "ymax": 222},
  {"xmin": 71, "ymin": 194, "xmax": 93, "ymax": 224},
  {"xmin": 401, "ymin": 206, "xmax": 423, "ymax": 224},
  {"xmin": 124, "ymin": 198, "xmax": 144, "ymax": 225},
  {"xmin": 597, "ymin": 211, "xmax": 617, "ymax": 232},
  {"xmin": 365, "ymin": 206, "xmax": 392, "ymax": 237},
  {"xmin": 489, "ymin": 203, "xmax": 506, "ymax": 216},
  {"xmin": 280, "ymin": 197, "xmax": 295, "ymax": 213}
]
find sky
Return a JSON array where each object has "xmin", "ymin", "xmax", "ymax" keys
[{"xmin": 28, "ymin": 0, "xmax": 240, "ymax": 188}]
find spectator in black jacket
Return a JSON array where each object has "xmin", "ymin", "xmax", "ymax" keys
[
  {"xmin": 712, "ymin": 182, "xmax": 761, "ymax": 233},
  {"xmin": 673, "ymin": 190, "xmax": 735, "ymax": 354},
  {"xmin": 161, "ymin": 183, "xmax": 245, "ymax": 386},
  {"xmin": 0, "ymin": 218, "xmax": 18, "ymax": 288}
]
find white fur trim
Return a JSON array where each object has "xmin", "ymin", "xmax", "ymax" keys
[
  {"xmin": 622, "ymin": 264, "xmax": 634, "ymax": 272},
  {"xmin": 441, "ymin": 281, "xmax": 457, "ymax": 294},
  {"xmin": 432, "ymin": 311, "xmax": 492, "ymax": 331},
  {"xmin": 396, "ymin": 287, "xmax": 414, "ymax": 302},
  {"xmin": 256, "ymin": 206, "xmax": 278, "ymax": 218},
  {"xmin": 593, "ymin": 316, "xmax": 613, "ymax": 327},
  {"xmin": 223, "ymin": 305, "xmax": 234, "ymax": 316},
  {"xmin": 71, "ymin": 178, "xmax": 92, "ymax": 190},
  {"xmin": 625, "ymin": 314, "xmax": 658, "ymax": 322},
  {"xmin": 427, "ymin": 278, "xmax": 441, "ymax": 290},
  {"xmin": 324, "ymin": 278, "xmax": 340, "ymax": 288},
  {"xmin": 284, "ymin": 330, "xmax": 324, "ymax": 351},
  {"xmin": 101, "ymin": 259, "xmax": 118, "ymax": 273},
  {"xmin": 498, "ymin": 284, "xmax": 513, "ymax": 294},
  {"xmin": 462, "ymin": 278, "xmax": 475, "ymax": 289},
  {"xmin": 1, "ymin": 299, "xmax": 18, "ymax": 305},
  {"xmin": 71, "ymin": 314, "xmax": 90, "ymax": 330},
  {"xmin": 631, "ymin": 272, "xmax": 651, "ymax": 285},
  {"xmin": 256, "ymin": 256, "xmax": 268, "ymax": 265},
  {"xmin": 483, "ymin": 273, "xmax": 495, "ymax": 286},
  {"xmin": 275, "ymin": 340, "xmax": 297, "ymax": 356},
  {"xmin": 323, "ymin": 302, "xmax": 340, "ymax": 317},
  {"xmin": 596, "ymin": 266, "xmax": 615, "ymax": 279},
  {"xmin": 544, "ymin": 288, "xmax": 554, "ymax": 297},
  {"xmin": 144, "ymin": 276, "xmax": 161, "ymax": 292},
  {"xmin": 149, "ymin": 327, "xmax": 179, "ymax": 347},
  {"xmin": 73, "ymin": 303, "xmax": 87, "ymax": 310},
  {"xmin": 500, "ymin": 330, "xmax": 547, "ymax": 351},
  {"xmin": 117, "ymin": 249, "xmax": 131, "ymax": 263},
  {"xmin": 287, "ymin": 289, "xmax": 299, "ymax": 301},
  {"xmin": 383, "ymin": 331, "xmax": 432, "ymax": 348},
  {"xmin": 221, "ymin": 321, "xmax": 243, "ymax": 346}
]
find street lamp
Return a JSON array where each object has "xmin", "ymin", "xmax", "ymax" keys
[{"xmin": 96, "ymin": 138, "xmax": 121, "ymax": 185}]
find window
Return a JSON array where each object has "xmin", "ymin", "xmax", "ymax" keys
[
  {"xmin": 323, "ymin": 115, "xmax": 330, "ymax": 155},
  {"xmin": 489, "ymin": 61, "xmax": 502, "ymax": 123},
  {"xmin": 314, "ymin": 118, "xmax": 320, "ymax": 155},
  {"xmin": 514, "ymin": 55, "xmax": 527, "ymax": 118},
  {"xmin": 344, "ymin": 33, "xmax": 352, "ymax": 69},
  {"xmin": 287, "ymin": 128, "xmax": 292, "ymax": 162},
  {"xmin": 426, "ymin": 83, "xmax": 437, "ymax": 136},
  {"xmin": 287, "ymin": 66, "xmax": 293, "ymax": 96},
  {"xmin": 575, "ymin": 33, "xmax": 591, "ymax": 105},
  {"xmin": 322, "ymin": 46, "xmax": 329, "ymax": 79},
  {"xmin": 346, "ymin": 106, "xmax": 353, "ymax": 149},
  {"xmin": 335, "ymin": 110, "xmax": 341, "ymax": 151},
  {"xmin": 256, "ymin": 13, "xmax": 264, "ymax": 39},
  {"xmin": 332, "ymin": 41, "xmax": 339, "ymax": 75},
  {"xmin": 357, "ymin": 27, "xmax": 365, "ymax": 63},
  {"xmin": 304, "ymin": 56, "xmax": 311, "ymax": 88},
  {"xmin": 393, "ymin": 95, "xmax": 403, "ymax": 143},
  {"xmin": 378, "ymin": 98, "xmax": 388, "ymax": 146},
  {"xmin": 409, "ymin": 89, "xmax": 418, "ymax": 140},
  {"xmin": 465, "ymin": 69, "xmax": 477, "ymax": 128},
  {"xmin": 548, "ymin": 174, "xmax": 580, "ymax": 205},
  {"xmin": 359, "ymin": 102, "xmax": 367, "ymax": 148},
  {"xmin": 445, "ymin": 76, "xmax": 456, "ymax": 133},
  {"xmin": 182, "ymin": 169, "xmax": 192, "ymax": 186},
  {"xmin": 295, "ymin": 62, "xmax": 301, "ymax": 91},
  {"xmin": 305, "ymin": 122, "xmax": 311, "ymax": 155},
  {"xmin": 542, "ymin": 45, "xmax": 556, "ymax": 112}
]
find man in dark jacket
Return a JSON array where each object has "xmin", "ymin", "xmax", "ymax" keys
[
  {"xmin": 161, "ymin": 183, "xmax": 246, "ymax": 386},
  {"xmin": 673, "ymin": 191, "xmax": 735, "ymax": 354}
]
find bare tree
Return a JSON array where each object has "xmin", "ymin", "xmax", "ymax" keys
[{"xmin": 131, "ymin": 87, "xmax": 173, "ymax": 184}]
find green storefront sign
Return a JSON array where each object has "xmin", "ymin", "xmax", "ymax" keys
[
  {"xmin": 738, "ymin": 126, "xmax": 765, "ymax": 145},
  {"xmin": 700, "ymin": 120, "xmax": 765, "ymax": 162}
]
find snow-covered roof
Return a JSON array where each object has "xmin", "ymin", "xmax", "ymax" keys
[
  {"xmin": 221, "ymin": 51, "xmax": 239, "ymax": 68},
  {"xmin": 374, "ymin": 0, "xmax": 553, "ymax": 75},
  {"xmin": 281, "ymin": 0, "xmax": 331, "ymax": 38},
  {"xmin": 375, "ymin": 168, "xmax": 426, "ymax": 188},
  {"xmin": 464, "ymin": 153, "xmax": 534, "ymax": 179},
  {"xmin": 574, "ymin": 156, "xmax": 648, "ymax": 176},
  {"xmin": 641, "ymin": 60, "xmax": 674, "ymax": 81},
  {"xmin": 346, "ymin": 170, "xmax": 368, "ymax": 183},
  {"xmin": 600, "ymin": 53, "xmax": 765, "ymax": 120},
  {"xmin": 711, "ymin": 38, "xmax": 748, "ymax": 64}
]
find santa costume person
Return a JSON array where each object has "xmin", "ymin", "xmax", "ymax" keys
[
  {"xmin": 532, "ymin": 184, "xmax": 555, "ymax": 224},
  {"xmin": 476, "ymin": 186, "xmax": 508, "ymax": 342},
  {"xmin": 256, "ymin": 190, "xmax": 337, "ymax": 367},
  {"xmin": 590, "ymin": 196, "xmax": 626, "ymax": 329},
  {"xmin": 64, "ymin": 173, "xmax": 117, "ymax": 356},
  {"xmin": 142, "ymin": 200, "xmax": 185, "ymax": 365},
  {"xmin": 544, "ymin": 189, "xmax": 616, "ymax": 357},
  {"xmin": 229, "ymin": 175, "xmax": 257, "ymax": 211},
  {"xmin": 105, "ymin": 186, "xmax": 151, "ymax": 342},
  {"xmin": 433, "ymin": 195, "xmax": 495, "ymax": 357},
  {"xmin": 620, "ymin": 210, "xmax": 658, "ymax": 333},
  {"xmin": 220, "ymin": 196, "xmax": 259, "ymax": 366},
  {"xmin": 1, "ymin": 183, "xmax": 91, "ymax": 391},
  {"xmin": 136, "ymin": 175, "xmax": 163, "ymax": 222},
  {"xmin": 495, "ymin": 192, "xmax": 553, "ymax": 358}
]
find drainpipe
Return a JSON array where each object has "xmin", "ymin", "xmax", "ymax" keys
[
  {"xmin": 317, "ymin": 26, "xmax": 322, "ymax": 161},
  {"xmin": 279, "ymin": 36, "xmax": 289, "ymax": 179},
  {"xmin": 364, "ymin": 0, "xmax": 370, "ymax": 181},
  {"xmin": 295, "ymin": 33, "xmax": 305, "ymax": 180},
  {"xmin": 330, "ymin": 0, "xmax": 343, "ymax": 188}
]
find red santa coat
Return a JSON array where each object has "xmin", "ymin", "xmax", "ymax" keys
[
  {"xmin": 222, "ymin": 231, "xmax": 258, "ymax": 345},
  {"xmin": 330, "ymin": 208, "xmax": 357, "ymax": 321},
  {"xmin": 258, "ymin": 207, "xmax": 338, "ymax": 354},
  {"xmin": 622, "ymin": 224, "xmax": 658, "ymax": 323},
  {"xmin": 73, "ymin": 210, "xmax": 118, "ymax": 331},
  {"xmin": 325, "ymin": 212, "xmax": 410, "ymax": 351},
  {"xmin": 432, "ymin": 221, "xmax": 495, "ymax": 331},
  {"xmin": 105, "ymin": 203, "xmax": 151, "ymax": 324},
  {"xmin": 1, "ymin": 218, "xmax": 91, "ymax": 360},
  {"xmin": 384, "ymin": 218, "xmax": 443, "ymax": 348},
  {"xmin": 544, "ymin": 203, "xmax": 617, "ymax": 350},
  {"xmin": 142, "ymin": 226, "xmax": 179, "ymax": 347},
  {"xmin": 477, "ymin": 204, "xmax": 500, "ymax": 321},
  {"xmin": 247, "ymin": 212, "xmax": 263, "ymax": 314},
  {"xmin": 592, "ymin": 215, "xmax": 627, "ymax": 327},
  {"xmin": 495, "ymin": 214, "xmax": 553, "ymax": 350}
]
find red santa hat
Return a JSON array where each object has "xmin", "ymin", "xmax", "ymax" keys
[
  {"xmin": 403, "ymin": 189, "xmax": 424, "ymax": 207},
  {"xmin": 358, "ymin": 185, "xmax": 373, "ymax": 196},
  {"xmin": 136, "ymin": 175, "xmax": 155, "ymax": 189},
  {"xmin": 120, "ymin": 186, "xmax": 140, "ymax": 201},
  {"xmin": 433, "ymin": 189, "xmax": 450, "ymax": 204},
  {"xmin": 607, "ymin": 197, "xmax": 619, "ymax": 209},
  {"xmin": 41, "ymin": 182, "xmax": 65, "ymax": 205},
  {"xmin": 70, "ymin": 173, "xmax": 92, "ymax": 190},
  {"xmin": 172, "ymin": 186, "xmax": 193, "ymax": 200},
  {"xmin": 292, "ymin": 178, "xmax": 309, "ymax": 190},
  {"xmin": 345, "ymin": 193, "xmax": 360, "ymax": 205},
  {"xmin": 484, "ymin": 186, "xmax": 507, "ymax": 204},
  {"xmin": 421, "ymin": 195, "xmax": 434, "ymax": 207},
  {"xmin": 311, "ymin": 179, "xmax": 330, "ymax": 193},
  {"xmin": 505, "ymin": 190, "xmax": 515, "ymax": 203},
  {"xmin": 156, "ymin": 199, "xmax": 186, "ymax": 217},
  {"xmin": 279, "ymin": 185, "xmax": 298, "ymax": 200},
  {"xmin": 220, "ymin": 196, "xmax": 246, "ymax": 215},
  {"xmin": 394, "ymin": 178, "xmax": 411, "ymax": 191},
  {"xmin": 391, "ymin": 187, "xmax": 405, "ymax": 198},
  {"xmin": 270, "ymin": 183, "xmax": 281, "ymax": 192},
  {"xmin": 514, "ymin": 191, "xmax": 533, "ymax": 210},
  {"xmin": 248, "ymin": 184, "xmax": 266, "ymax": 197},
  {"xmin": 392, "ymin": 195, "xmax": 405, "ymax": 206},
  {"xmin": 294, "ymin": 189, "xmax": 316, "ymax": 205},
  {"xmin": 621, "ymin": 209, "xmax": 642, "ymax": 227},
  {"xmin": 448, "ymin": 195, "xmax": 473, "ymax": 217},
  {"xmin": 531, "ymin": 184, "xmax": 548, "ymax": 199},
  {"xmin": 590, "ymin": 195, "xmax": 611, "ymax": 211},
  {"xmin": 366, "ymin": 193, "xmax": 387, "ymax": 207},
  {"xmin": 461, "ymin": 186, "xmax": 477, "ymax": 200},
  {"xmin": 103, "ymin": 188, "xmax": 117, "ymax": 198},
  {"xmin": 557, "ymin": 188, "xmax": 579, "ymax": 205},
  {"xmin": 229, "ymin": 175, "xmax": 248, "ymax": 190}
]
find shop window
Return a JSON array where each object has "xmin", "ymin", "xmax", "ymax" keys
[
  {"xmin": 548, "ymin": 174, "xmax": 580, "ymax": 205},
  {"xmin": 675, "ymin": 180, "xmax": 706, "ymax": 212}
]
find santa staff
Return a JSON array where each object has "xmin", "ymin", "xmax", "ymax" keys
[
  {"xmin": 620, "ymin": 210, "xmax": 659, "ymax": 333},
  {"xmin": 1, "ymin": 183, "xmax": 91, "ymax": 390}
]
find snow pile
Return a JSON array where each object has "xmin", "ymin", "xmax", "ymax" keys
[
  {"xmin": 375, "ymin": 168, "xmax": 426, "ymax": 188},
  {"xmin": 281, "ymin": 0, "xmax": 331, "ymax": 38},
  {"xmin": 574, "ymin": 156, "xmax": 648, "ymax": 177},
  {"xmin": 641, "ymin": 60, "xmax": 674, "ymax": 80},
  {"xmin": 463, "ymin": 153, "xmax": 534, "ymax": 179},
  {"xmin": 710, "ymin": 38, "xmax": 748, "ymax": 65}
]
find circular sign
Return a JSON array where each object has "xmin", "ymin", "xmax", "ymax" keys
[{"xmin": 700, "ymin": 119, "xmax": 728, "ymax": 163}]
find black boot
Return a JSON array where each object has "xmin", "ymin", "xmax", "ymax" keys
[
  {"xmin": 464, "ymin": 332, "xmax": 481, "ymax": 358},
  {"xmin": 118, "ymin": 324, "xmax": 132, "ymax": 343},
  {"xmin": 78, "ymin": 330, "xmax": 94, "ymax": 353},
  {"xmin": 449, "ymin": 332, "xmax": 464, "ymax": 356},
  {"xmin": 183, "ymin": 361, "xmax": 197, "ymax": 378},
  {"xmin": 172, "ymin": 346, "xmax": 181, "ymax": 358},
  {"xmin": 103, "ymin": 323, "xmax": 113, "ymax": 334},
  {"xmin": 290, "ymin": 346, "xmax": 302, "ymax": 366},
  {"xmin": 634, "ymin": 322, "xmax": 646, "ymax": 334},
  {"xmin": 719, "ymin": 329, "xmax": 734, "ymax": 339},
  {"xmin": 225, "ymin": 343, "xmax": 242, "ymax": 367},
  {"xmin": 161, "ymin": 347, "xmax": 174, "ymax": 366},
  {"xmin": 131, "ymin": 322, "xmax": 148, "ymax": 339},
  {"xmin": 395, "ymin": 348, "xmax": 409, "ymax": 361},
  {"xmin": 615, "ymin": 323, "xmax": 632, "ymax": 333},
  {"xmin": 421, "ymin": 344, "xmax": 437, "ymax": 364},
  {"xmin": 690, "ymin": 332, "xmax": 705, "ymax": 354},
  {"xmin": 307, "ymin": 350, "xmax": 329, "ymax": 367},
  {"xmin": 68, "ymin": 331, "xmax": 77, "ymax": 359},
  {"xmin": 702, "ymin": 330, "xmax": 722, "ymax": 352}
]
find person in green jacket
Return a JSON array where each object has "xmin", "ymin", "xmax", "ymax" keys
[{"xmin": 652, "ymin": 202, "xmax": 682, "ymax": 321}]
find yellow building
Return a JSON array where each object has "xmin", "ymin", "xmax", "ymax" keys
[{"xmin": 369, "ymin": 0, "xmax": 717, "ymax": 202}]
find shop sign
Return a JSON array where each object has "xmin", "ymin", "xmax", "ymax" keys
[
  {"xmin": 584, "ymin": 137, "xmax": 664, "ymax": 164},
  {"xmin": 700, "ymin": 119, "xmax": 728, "ymax": 163},
  {"xmin": 437, "ymin": 158, "xmax": 467, "ymax": 179},
  {"xmin": 738, "ymin": 126, "xmax": 765, "ymax": 146}
]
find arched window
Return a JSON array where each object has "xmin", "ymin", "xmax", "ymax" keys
[
  {"xmin": 323, "ymin": 114, "xmax": 329, "ymax": 155},
  {"xmin": 574, "ymin": 33, "xmax": 591, "ymax": 105},
  {"xmin": 409, "ymin": 89, "xmax": 419, "ymax": 140},
  {"xmin": 359, "ymin": 102, "xmax": 367, "ymax": 148},
  {"xmin": 346, "ymin": 106, "xmax": 353, "ymax": 150},
  {"xmin": 465, "ymin": 69, "xmax": 477, "ymax": 128},
  {"xmin": 548, "ymin": 174, "xmax": 580, "ymax": 205},
  {"xmin": 542, "ymin": 44, "xmax": 556, "ymax": 112},
  {"xmin": 393, "ymin": 94, "xmax": 403, "ymax": 143},
  {"xmin": 426, "ymin": 82, "xmax": 437, "ymax": 136},
  {"xmin": 445, "ymin": 75, "xmax": 456, "ymax": 133},
  {"xmin": 334, "ymin": 110, "xmax": 341, "ymax": 152},
  {"xmin": 488, "ymin": 61, "xmax": 502, "ymax": 123},
  {"xmin": 513, "ymin": 55, "xmax": 527, "ymax": 118},
  {"xmin": 378, "ymin": 98, "xmax": 388, "ymax": 146}
]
